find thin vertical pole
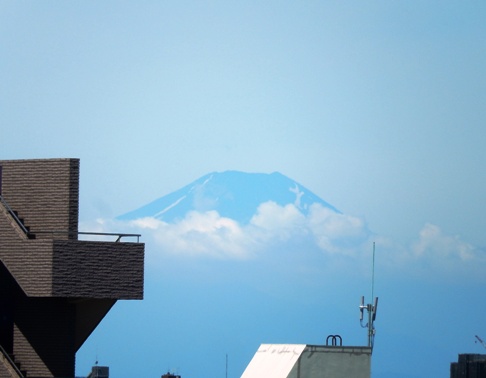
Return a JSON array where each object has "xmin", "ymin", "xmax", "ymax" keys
[
  {"xmin": 368, "ymin": 304, "xmax": 373, "ymax": 347},
  {"xmin": 370, "ymin": 242, "xmax": 376, "ymax": 349},
  {"xmin": 226, "ymin": 354, "xmax": 228, "ymax": 378},
  {"xmin": 371, "ymin": 241, "xmax": 375, "ymax": 301}
]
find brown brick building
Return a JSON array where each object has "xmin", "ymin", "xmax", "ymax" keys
[{"xmin": 0, "ymin": 159, "xmax": 144, "ymax": 377}]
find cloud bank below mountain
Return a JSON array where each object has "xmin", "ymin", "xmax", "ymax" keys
[
  {"xmin": 128, "ymin": 202, "xmax": 370, "ymax": 259},
  {"xmin": 82, "ymin": 201, "xmax": 486, "ymax": 283}
]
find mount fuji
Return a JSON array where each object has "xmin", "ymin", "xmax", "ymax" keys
[
  {"xmin": 77, "ymin": 170, "xmax": 482, "ymax": 378},
  {"xmin": 118, "ymin": 171, "xmax": 340, "ymax": 223}
]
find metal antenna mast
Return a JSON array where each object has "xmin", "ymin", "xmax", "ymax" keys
[
  {"xmin": 371, "ymin": 241, "xmax": 375, "ymax": 301},
  {"xmin": 360, "ymin": 242, "xmax": 379, "ymax": 350}
]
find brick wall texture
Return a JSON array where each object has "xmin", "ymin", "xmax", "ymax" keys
[
  {"xmin": 0, "ymin": 158, "xmax": 79, "ymax": 239},
  {"xmin": 0, "ymin": 159, "xmax": 145, "ymax": 377}
]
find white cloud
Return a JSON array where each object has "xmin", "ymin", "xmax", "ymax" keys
[
  {"xmin": 248, "ymin": 202, "xmax": 372, "ymax": 255},
  {"xmin": 130, "ymin": 217, "xmax": 161, "ymax": 230},
  {"xmin": 117, "ymin": 202, "xmax": 372, "ymax": 260},
  {"xmin": 307, "ymin": 204, "xmax": 370, "ymax": 254},
  {"xmin": 406, "ymin": 223, "xmax": 486, "ymax": 281},
  {"xmin": 411, "ymin": 223, "xmax": 476, "ymax": 261},
  {"xmin": 249, "ymin": 201, "xmax": 308, "ymax": 242},
  {"xmin": 80, "ymin": 206, "xmax": 486, "ymax": 282},
  {"xmin": 134, "ymin": 211, "xmax": 254, "ymax": 259},
  {"xmin": 374, "ymin": 223, "xmax": 486, "ymax": 282}
]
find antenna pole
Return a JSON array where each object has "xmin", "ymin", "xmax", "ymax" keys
[
  {"xmin": 371, "ymin": 241, "xmax": 375, "ymax": 302},
  {"xmin": 359, "ymin": 242, "xmax": 378, "ymax": 351},
  {"xmin": 368, "ymin": 303, "xmax": 373, "ymax": 348}
]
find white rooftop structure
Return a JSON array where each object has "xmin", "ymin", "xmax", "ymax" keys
[
  {"xmin": 241, "ymin": 344, "xmax": 372, "ymax": 378},
  {"xmin": 241, "ymin": 344, "xmax": 307, "ymax": 378}
]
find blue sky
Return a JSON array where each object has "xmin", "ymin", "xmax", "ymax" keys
[{"xmin": 1, "ymin": 1, "xmax": 486, "ymax": 377}]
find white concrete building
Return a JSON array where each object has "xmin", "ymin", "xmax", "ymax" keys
[{"xmin": 241, "ymin": 344, "xmax": 372, "ymax": 378}]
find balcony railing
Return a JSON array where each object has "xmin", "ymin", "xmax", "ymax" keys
[
  {"xmin": 1, "ymin": 194, "xmax": 140, "ymax": 242},
  {"xmin": 34, "ymin": 231, "xmax": 141, "ymax": 243}
]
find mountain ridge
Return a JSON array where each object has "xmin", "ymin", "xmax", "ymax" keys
[{"xmin": 118, "ymin": 170, "xmax": 340, "ymax": 224}]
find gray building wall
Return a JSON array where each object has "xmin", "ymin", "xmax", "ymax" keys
[{"xmin": 288, "ymin": 346, "xmax": 371, "ymax": 378}]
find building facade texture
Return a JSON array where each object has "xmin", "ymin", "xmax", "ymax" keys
[
  {"xmin": 451, "ymin": 354, "xmax": 486, "ymax": 378},
  {"xmin": 0, "ymin": 159, "xmax": 144, "ymax": 378}
]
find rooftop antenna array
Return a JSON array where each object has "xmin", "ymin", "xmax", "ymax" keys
[{"xmin": 360, "ymin": 242, "xmax": 379, "ymax": 350}]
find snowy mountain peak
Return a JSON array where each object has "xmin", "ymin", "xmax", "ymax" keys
[{"xmin": 118, "ymin": 171, "xmax": 339, "ymax": 223}]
